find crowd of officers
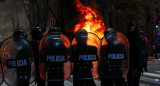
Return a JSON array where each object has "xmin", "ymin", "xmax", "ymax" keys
[{"xmin": 0, "ymin": 23, "xmax": 148, "ymax": 86}]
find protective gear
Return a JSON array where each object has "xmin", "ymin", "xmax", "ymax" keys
[
  {"xmin": 75, "ymin": 29, "xmax": 88, "ymax": 45},
  {"xmin": 101, "ymin": 31, "xmax": 129, "ymax": 77},
  {"xmin": 0, "ymin": 65, "xmax": 2, "ymax": 85},
  {"xmin": 71, "ymin": 29, "xmax": 100, "ymax": 86},
  {"xmin": 71, "ymin": 29, "xmax": 101, "ymax": 79},
  {"xmin": 31, "ymin": 27, "xmax": 43, "ymax": 40},
  {"xmin": 48, "ymin": 27, "xmax": 60, "ymax": 33},
  {"xmin": 100, "ymin": 31, "xmax": 129, "ymax": 86},
  {"xmin": 0, "ymin": 47, "xmax": 3, "ymax": 85},
  {"xmin": 0, "ymin": 42, "xmax": 3, "ymax": 85},
  {"xmin": 104, "ymin": 28, "xmax": 114, "ymax": 36},
  {"xmin": 13, "ymin": 29, "xmax": 27, "ymax": 38},
  {"xmin": 30, "ymin": 27, "xmax": 45, "ymax": 86},
  {"xmin": 1, "ymin": 37, "xmax": 35, "ymax": 86},
  {"xmin": 30, "ymin": 27, "xmax": 44, "ymax": 86},
  {"xmin": 39, "ymin": 32, "xmax": 71, "ymax": 81}
]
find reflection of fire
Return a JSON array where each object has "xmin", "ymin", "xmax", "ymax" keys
[{"xmin": 74, "ymin": 0, "xmax": 106, "ymax": 38}]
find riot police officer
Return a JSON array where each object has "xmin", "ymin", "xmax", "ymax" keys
[
  {"xmin": 71, "ymin": 29, "xmax": 99, "ymax": 86},
  {"xmin": 39, "ymin": 27, "xmax": 71, "ymax": 86},
  {"xmin": 49, "ymin": 27, "xmax": 65, "ymax": 86},
  {"xmin": 1, "ymin": 29, "xmax": 35, "ymax": 86},
  {"xmin": 30, "ymin": 27, "xmax": 44, "ymax": 86},
  {"xmin": 100, "ymin": 28, "xmax": 129, "ymax": 86}
]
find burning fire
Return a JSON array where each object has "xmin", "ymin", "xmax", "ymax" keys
[{"xmin": 74, "ymin": 0, "xmax": 106, "ymax": 38}]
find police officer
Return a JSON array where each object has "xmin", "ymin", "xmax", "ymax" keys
[
  {"xmin": 39, "ymin": 27, "xmax": 70, "ymax": 86},
  {"xmin": 13, "ymin": 29, "xmax": 31, "ymax": 86},
  {"xmin": 30, "ymin": 27, "xmax": 44, "ymax": 86},
  {"xmin": 0, "ymin": 29, "xmax": 35, "ymax": 86},
  {"xmin": 48, "ymin": 27, "xmax": 65, "ymax": 86},
  {"xmin": 100, "ymin": 28, "xmax": 128, "ymax": 86},
  {"xmin": 70, "ymin": 29, "xmax": 97, "ymax": 86}
]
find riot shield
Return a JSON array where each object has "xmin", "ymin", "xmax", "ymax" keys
[
  {"xmin": 39, "ymin": 33, "xmax": 71, "ymax": 81},
  {"xmin": 0, "ymin": 62, "xmax": 3, "ymax": 85},
  {"xmin": 0, "ymin": 43, "xmax": 3, "ymax": 85},
  {"xmin": 0, "ymin": 37, "xmax": 36, "ymax": 86},
  {"xmin": 71, "ymin": 32, "xmax": 101, "ymax": 80},
  {"xmin": 101, "ymin": 31, "xmax": 129, "ymax": 78}
]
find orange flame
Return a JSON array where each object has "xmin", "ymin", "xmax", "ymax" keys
[{"xmin": 74, "ymin": 0, "xmax": 106, "ymax": 38}]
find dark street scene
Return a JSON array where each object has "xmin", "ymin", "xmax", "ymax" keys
[{"xmin": 0, "ymin": 0, "xmax": 160, "ymax": 86}]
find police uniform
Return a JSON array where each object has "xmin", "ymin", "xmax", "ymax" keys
[
  {"xmin": 30, "ymin": 27, "xmax": 45, "ymax": 86},
  {"xmin": 71, "ymin": 44, "xmax": 97, "ymax": 86},
  {"xmin": 100, "ymin": 44, "xmax": 126, "ymax": 86},
  {"xmin": 40, "ymin": 40, "xmax": 69, "ymax": 86}
]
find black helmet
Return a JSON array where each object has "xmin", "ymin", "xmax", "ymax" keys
[
  {"xmin": 104, "ymin": 28, "xmax": 114, "ymax": 36},
  {"xmin": 13, "ymin": 29, "xmax": 27, "ymax": 38},
  {"xmin": 48, "ymin": 27, "xmax": 60, "ymax": 33},
  {"xmin": 31, "ymin": 27, "xmax": 43, "ymax": 40},
  {"xmin": 75, "ymin": 29, "xmax": 88, "ymax": 45},
  {"xmin": 104, "ymin": 31, "xmax": 118, "ymax": 45}
]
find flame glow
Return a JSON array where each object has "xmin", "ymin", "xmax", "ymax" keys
[{"xmin": 74, "ymin": 0, "xmax": 106, "ymax": 38}]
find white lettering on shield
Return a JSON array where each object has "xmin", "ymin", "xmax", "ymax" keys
[
  {"xmin": 79, "ymin": 54, "xmax": 97, "ymax": 61},
  {"xmin": 46, "ymin": 55, "xmax": 65, "ymax": 62},
  {"xmin": 8, "ymin": 59, "xmax": 28, "ymax": 68},
  {"xmin": 108, "ymin": 53, "xmax": 124, "ymax": 59}
]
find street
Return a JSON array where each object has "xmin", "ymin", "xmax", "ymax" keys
[
  {"xmin": 139, "ymin": 60, "xmax": 160, "ymax": 86},
  {"xmin": 1, "ymin": 59, "xmax": 160, "ymax": 86}
]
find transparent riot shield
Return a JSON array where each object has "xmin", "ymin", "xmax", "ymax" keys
[
  {"xmin": 101, "ymin": 31, "xmax": 129, "ymax": 78},
  {"xmin": 0, "ymin": 43, "xmax": 3, "ymax": 85},
  {"xmin": 71, "ymin": 32, "xmax": 101, "ymax": 80},
  {"xmin": 39, "ymin": 33, "xmax": 71, "ymax": 81},
  {"xmin": 0, "ymin": 62, "xmax": 3, "ymax": 85},
  {"xmin": 0, "ymin": 37, "xmax": 36, "ymax": 86}
]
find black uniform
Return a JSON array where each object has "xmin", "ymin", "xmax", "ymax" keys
[
  {"xmin": 15, "ymin": 46, "xmax": 31, "ymax": 86},
  {"xmin": 100, "ymin": 44, "xmax": 126, "ymax": 86},
  {"xmin": 31, "ymin": 40, "xmax": 45, "ymax": 86},
  {"xmin": 13, "ymin": 30, "xmax": 31, "ymax": 86},
  {"xmin": 71, "ymin": 44, "xmax": 98, "ymax": 86},
  {"xmin": 40, "ymin": 40, "xmax": 69, "ymax": 86},
  {"xmin": 127, "ymin": 29, "xmax": 142, "ymax": 86}
]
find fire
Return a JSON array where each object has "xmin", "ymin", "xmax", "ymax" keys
[{"xmin": 74, "ymin": 0, "xmax": 106, "ymax": 38}]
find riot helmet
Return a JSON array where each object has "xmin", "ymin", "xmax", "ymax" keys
[
  {"xmin": 48, "ymin": 27, "xmax": 61, "ymax": 33},
  {"xmin": 104, "ymin": 30, "xmax": 118, "ymax": 45},
  {"xmin": 104, "ymin": 28, "xmax": 114, "ymax": 36},
  {"xmin": 101, "ymin": 31, "xmax": 129, "ymax": 78},
  {"xmin": 75, "ymin": 29, "xmax": 88, "ymax": 45},
  {"xmin": 31, "ymin": 27, "xmax": 43, "ymax": 40},
  {"xmin": 13, "ymin": 29, "xmax": 27, "ymax": 38},
  {"xmin": 39, "ymin": 28, "xmax": 71, "ymax": 81}
]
